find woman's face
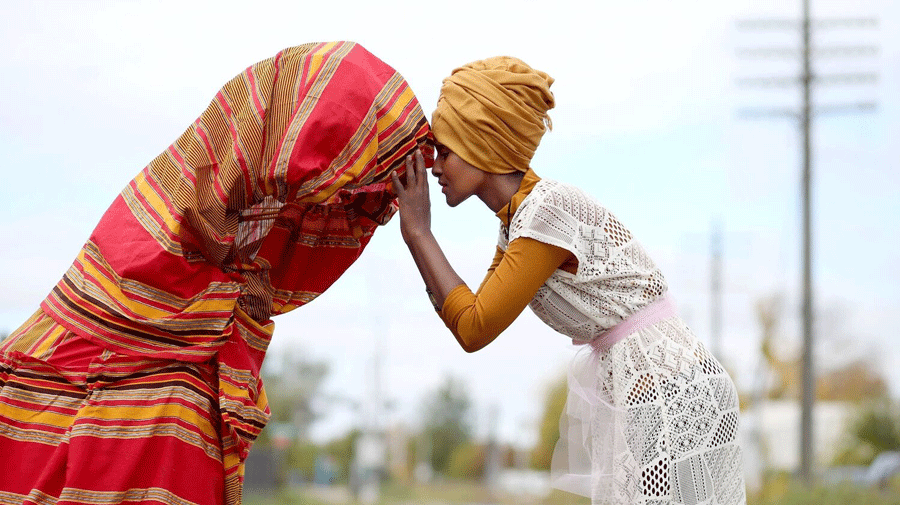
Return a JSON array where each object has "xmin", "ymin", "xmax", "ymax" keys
[{"xmin": 431, "ymin": 144, "xmax": 487, "ymax": 207}]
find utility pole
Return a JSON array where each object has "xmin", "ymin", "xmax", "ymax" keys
[
  {"xmin": 483, "ymin": 404, "xmax": 502, "ymax": 489},
  {"xmin": 799, "ymin": 0, "xmax": 815, "ymax": 484},
  {"xmin": 355, "ymin": 268, "xmax": 396, "ymax": 503},
  {"xmin": 736, "ymin": 2, "xmax": 878, "ymax": 484}
]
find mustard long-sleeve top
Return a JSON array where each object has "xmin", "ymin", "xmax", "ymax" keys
[{"xmin": 438, "ymin": 170, "xmax": 579, "ymax": 352}]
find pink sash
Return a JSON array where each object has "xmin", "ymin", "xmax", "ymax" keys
[{"xmin": 586, "ymin": 294, "xmax": 676, "ymax": 352}]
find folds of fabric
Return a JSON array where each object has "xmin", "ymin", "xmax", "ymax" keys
[
  {"xmin": 501, "ymin": 177, "xmax": 745, "ymax": 503},
  {"xmin": 551, "ymin": 344, "xmax": 627, "ymax": 503},
  {"xmin": 42, "ymin": 41, "xmax": 431, "ymax": 359},
  {"xmin": 431, "ymin": 56, "xmax": 553, "ymax": 174},
  {"xmin": 0, "ymin": 310, "xmax": 225, "ymax": 505},
  {"xmin": 551, "ymin": 317, "xmax": 746, "ymax": 505},
  {"xmin": 4, "ymin": 41, "xmax": 433, "ymax": 504}
]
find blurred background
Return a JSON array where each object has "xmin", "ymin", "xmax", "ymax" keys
[{"xmin": 1, "ymin": 0, "xmax": 897, "ymax": 503}]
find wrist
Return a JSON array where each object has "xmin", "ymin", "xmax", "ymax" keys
[
  {"xmin": 425, "ymin": 287, "xmax": 441, "ymax": 312},
  {"xmin": 403, "ymin": 228, "xmax": 434, "ymax": 245}
]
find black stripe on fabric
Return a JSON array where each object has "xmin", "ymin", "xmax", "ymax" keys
[
  {"xmin": 89, "ymin": 365, "xmax": 218, "ymax": 407},
  {"xmin": 54, "ymin": 280, "xmax": 226, "ymax": 345},
  {"xmin": 7, "ymin": 368, "xmax": 79, "ymax": 386},
  {"xmin": 375, "ymin": 116, "xmax": 429, "ymax": 168},
  {"xmin": 233, "ymin": 422, "xmax": 265, "ymax": 439},
  {"xmin": 60, "ymin": 276, "xmax": 231, "ymax": 339},
  {"xmin": 4, "ymin": 381, "xmax": 87, "ymax": 400}
]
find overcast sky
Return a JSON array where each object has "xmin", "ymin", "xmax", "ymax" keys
[{"xmin": 0, "ymin": 0, "xmax": 897, "ymax": 446}]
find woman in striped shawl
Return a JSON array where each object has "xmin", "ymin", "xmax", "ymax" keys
[{"xmin": 0, "ymin": 41, "xmax": 432, "ymax": 505}]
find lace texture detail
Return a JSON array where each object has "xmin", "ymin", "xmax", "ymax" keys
[
  {"xmin": 501, "ymin": 179, "xmax": 668, "ymax": 342},
  {"xmin": 554, "ymin": 318, "xmax": 746, "ymax": 505},
  {"xmin": 505, "ymin": 180, "xmax": 745, "ymax": 504}
]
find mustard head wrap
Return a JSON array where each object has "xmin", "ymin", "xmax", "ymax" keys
[{"xmin": 432, "ymin": 56, "xmax": 555, "ymax": 174}]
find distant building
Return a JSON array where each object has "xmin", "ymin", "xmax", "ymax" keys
[{"xmin": 742, "ymin": 400, "xmax": 855, "ymax": 487}]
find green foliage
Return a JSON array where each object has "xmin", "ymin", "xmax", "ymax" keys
[
  {"xmin": 242, "ymin": 489, "xmax": 331, "ymax": 505},
  {"xmin": 531, "ymin": 376, "xmax": 567, "ymax": 470},
  {"xmin": 748, "ymin": 473, "xmax": 900, "ymax": 505},
  {"xmin": 322, "ymin": 429, "xmax": 361, "ymax": 484},
  {"xmin": 834, "ymin": 401, "xmax": 900, "ymax": 466},
  {"xmin": 245, "ymin": 477, "xmax": 900, "ymax": 505},
  {"xmin": 444, "ymin": 442, "xmax": 485, "ymax": 480},
  {"xmin": 404, "ymin": 437, "xmax": 419, "ymax": 480},
  {"xmin": 262, "ymin": 351, "xmax": 328, "ymax": 431},
  {"xmin": 285, "ymin": 441, "xmax": 319, "ymax": 482},
  {"xmin": 421, "ymin": 375, "xmax": 473, "ymax": 475}
]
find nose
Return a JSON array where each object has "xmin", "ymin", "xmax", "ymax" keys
[{"xmin": 431, "ymin": 158, "xmax": 443, "ymax": 178}]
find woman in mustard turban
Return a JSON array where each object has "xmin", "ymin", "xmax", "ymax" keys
[{"xmin": 392, "ymin": 57, "xmax": 746, "ymax": 504}]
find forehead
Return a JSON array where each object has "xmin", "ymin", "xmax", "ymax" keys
[{"xmin": 433, "ymin": 141, "xmax": 450, "ymax": 152}]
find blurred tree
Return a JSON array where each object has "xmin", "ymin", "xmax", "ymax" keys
[
  {"xmin": 420, "ymin": 375, "xmax": 473, "ymax": 475},
  {"xmin": 253, "ymin": 348, "xmax": 329, "ymax": 486},
  {"xmin": 817, "ymin": 359, "xmax": 889, "ymax": 403},
  {"xmin": 755, "ymin": 295, "xmax": 802, "ymax": 401},
  {"xmin": 286, "ymin": 441, "xmax": 320, "ymax": 483},
  {"xmin": 531, "ymin": 376, "xmax": 567, "ymax": 470},
  {"xmin": 833, "ymin": 401, "xmax": 900, "ymax": 466},
  {"xmin": 261, "ymin": 349, "xmax": 329, "ymax": 439},
  {"xmin": 445, "ymin": 441, "xmax": 485, "ymax": 480},
  {"xmin": 755, "ymin": 296, "xmax": 887, "ymax": 404},
  {"xmin": 404, "ymin": 436, "xmax": 418, "ymax": 480},
  {"xmin": 752, "ymin": 295, "xmax": 894, "ymax": 473},
  {"xmin": 321, "ymin": 428, "xmax": 361, "ymax": 484}
]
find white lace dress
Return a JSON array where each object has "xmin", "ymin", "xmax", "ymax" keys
[{"xmin": 500, "ymin": 179, "xmax": 746, "ymax": 505}]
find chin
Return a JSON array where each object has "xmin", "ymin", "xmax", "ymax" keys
[
  {"xmin": 444, "ymin": 190, "xmax": 471, "ymax": 208},
  {"xmin": 446, "ymin": 195, "xmax": 465, "ymax": 207}
]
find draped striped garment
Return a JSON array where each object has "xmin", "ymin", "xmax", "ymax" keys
[{"xmin": 0, "ymin": 41, "xmax": 431, "ymax": 505}]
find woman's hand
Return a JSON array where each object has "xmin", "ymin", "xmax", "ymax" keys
[
  {"xmin": 391, "ymin": 149, "xmax": 432, "ymax": 244},
  {"xmin": 389, "ymin": 148, "xmax": 466, "ymax": 317}
]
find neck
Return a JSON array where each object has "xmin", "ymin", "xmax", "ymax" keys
[{"xmin": 478, "ymin": 171, "xmax": 526, "ymax": 213}]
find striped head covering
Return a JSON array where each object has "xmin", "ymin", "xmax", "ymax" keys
[
  {"xmin": 38, "ymin": 42, "xmax": 431, "ymax": 472},
  {"xmin": 432, "ymin": 56, "xmax": 554, "ymax": 174}
]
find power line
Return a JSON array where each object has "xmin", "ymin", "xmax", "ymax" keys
[
  {"xmin": 737, "ymin": 46, "xmax": 879, "ymax": 59},
  {"xmin": 736, "ymin": 17, "xmax": 878, "ymax": 30}
]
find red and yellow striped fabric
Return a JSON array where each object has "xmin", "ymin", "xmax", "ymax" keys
[{"xmin": 0, "ymin": 41, "xmax": 432, "ymax": 504}]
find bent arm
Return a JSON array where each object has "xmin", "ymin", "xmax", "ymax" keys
[
  {"xmin": 390, "ymin": 151, "xmax": 466, "ymax": 308},
  {"xmin": 476, "ymin": 246, "xmax": 504, "ymax": 295},
  {"xmin": 403, "ymin": 228, "xmax": 467, "ymax": 307},
  {"xmin": 390, "ymin": 151, "xmax": 571, "ymax": 352},
  {"xmin": 439, "ymin": 237, "xmax": 571, "ymax": 352}
]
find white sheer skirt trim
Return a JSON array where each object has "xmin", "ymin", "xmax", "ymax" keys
[
  {"xmin": 552, "ymin": 345, "xmax": 628, "ymax": 502},
  {"xmin": 551, "ymin": 318, "xmax": 747, "ymax": 505}
]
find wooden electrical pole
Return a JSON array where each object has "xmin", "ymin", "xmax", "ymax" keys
[
  {"xmin": 736, "ymin": 3, "xmax": 878, "ymax": 484},
  {"xmin": 799, "ymin": 0, "xmax": 814, "ymax": 483}
]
